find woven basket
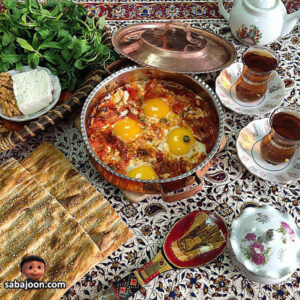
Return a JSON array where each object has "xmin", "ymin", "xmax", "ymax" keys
[{"xmin": 0, "ymin": 24, "xmax": 134, "ymax": 153}]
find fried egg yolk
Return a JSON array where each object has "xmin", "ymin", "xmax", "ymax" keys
[
  {"xmin": 127, "ymin": 165, "xmax": 158, "ymax": 180},
  {"xmin": 167, "ymin": 127, "xmax": 195, "ymax": 155},
  {"xmin": 143, "ymin": 98, "xmax": 170, "ymax": 119},
  {"xmin": 113, "ymin": 118, "xmax": 141, "ymax": 142}
]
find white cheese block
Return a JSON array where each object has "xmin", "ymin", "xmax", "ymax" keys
[{"xmin": 12, "ymin": 69, "xmax": 53, "ymax": 115}]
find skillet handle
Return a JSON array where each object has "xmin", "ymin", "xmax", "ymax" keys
[
  {"xmin": 218, "ymin": 134, "xmax": 227, "ymax": 153},
  {"xmin": 100, "ymin": 251, "xmax": 172, "ymax": 300},
  {"xmin": 161, "ymin": 174, "xmax": 203, "ymax": 202}
]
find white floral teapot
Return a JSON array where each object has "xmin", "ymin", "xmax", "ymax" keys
[{"xmin": 218, "ymin": 0, "xmax": 300, "ymax": 45}]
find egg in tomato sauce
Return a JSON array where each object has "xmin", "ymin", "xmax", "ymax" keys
[
  {"xmin": 127, "ymin": 164, "xmax": 158, "ymax": 180},
  {"xmin": 87, "ymin": 79, "xmax": 218, "ymax": 179},
  {"xmin": 157, "ymin": 126, "xmax": 207, "ymax": 162},
  {"xmin": 167, "ymin": 127, "xmax": 195, "ymax": 155},
  {"xmin": 112, "ymin": 117, "xmax": 141, "ymax": 142},
  {"xmin": 143, "ymin": 98, "xmax": 171, "ymax": 119}
]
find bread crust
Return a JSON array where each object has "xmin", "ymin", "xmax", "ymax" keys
[
  {"xmin": 0, "ymin": 158, "xmax": 103, "ymax": 300},
  {"xmin": 21, "ymin": 142, "xmax": 133, "ymax": 257}
]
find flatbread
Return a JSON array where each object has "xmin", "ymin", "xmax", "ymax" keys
[
  {"xmin": 21, "ymin": 142, "xmax": 132, "ymax": 257},
  {"xmin": 0, "ymin": 158, "xmax": 103, "ymax": 300}
]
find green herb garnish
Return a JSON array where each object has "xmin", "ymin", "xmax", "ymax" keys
[
  {"xmin": 159, "ymin": 118, "xmax": 168, "ymax": 123},
  {"xmin": 183, "ymin": 135, "xmax": 191, "ymax": 143},
  {"xmin": 0, "ymin": 0, "xmax": 116, "ymax": 90}
]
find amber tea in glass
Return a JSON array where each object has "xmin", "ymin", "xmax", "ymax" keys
[
  {"xmin": 260, "ymin": 107, "xmax": 300, "ymax": 165},
  {"xmin": 234, "ymin": 46, "xmax": 279, "ymax": 102}
]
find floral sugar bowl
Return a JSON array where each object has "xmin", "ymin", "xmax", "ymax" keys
[{"xmin": 227, "ymin": 206, "xmax": 300, "ymax": 284}]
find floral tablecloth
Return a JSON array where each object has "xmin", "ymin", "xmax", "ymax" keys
[{"xmin": 1, "ymin": 1, "xmax": 299, "ymax": 300}]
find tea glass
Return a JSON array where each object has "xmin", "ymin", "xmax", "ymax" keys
[
  {"xmin": 260, "ymin": 107, "xmax": 300, "ymax": 165},
  {"xmin": 234, "ymin": 46, "xmax": 279, "ymax": 102}
]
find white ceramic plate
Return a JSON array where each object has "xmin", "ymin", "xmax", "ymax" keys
[
  {"xmin": 216, "ymin": 62, "xmax": 285, "ymax": 115},
  {"xmin": 236, "ymin": 118, "xmax": 300, "ymax": 183},
  {"xmin": 0, "ymin": 66, "xmax": 61, "ymax": 122}
]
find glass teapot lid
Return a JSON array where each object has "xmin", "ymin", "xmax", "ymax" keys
[
  {"xmin": 248, "ymin": 0, "xmax": 278, "ymax": 9},
  {"xmin": 229, "ymin": 206, "xmax": 300, "ymax": 283}
]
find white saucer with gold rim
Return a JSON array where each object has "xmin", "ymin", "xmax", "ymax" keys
[
  {"xmin": 236, "ymin": 118, "xmax": 300, "ymax": 183},
  {"xmin": 216, "ymin": 63, "xmax": 285, "ymax": 115}
]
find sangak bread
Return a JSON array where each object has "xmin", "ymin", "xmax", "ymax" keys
[
  {"xmin": 21, "ymin": 142, "xmax": 132, "ymax": 258},
  {"xmin": 0, "ymin": 158, "xmax": 103, "ymax": 300}
]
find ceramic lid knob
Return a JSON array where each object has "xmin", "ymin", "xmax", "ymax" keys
[
  {"xmin": 248, "ymin": 0, "xmax": 277, "ymax": 9},
  {"xmin": 266, "ymin": 229, "xmax": 275, "ymax": 241}
]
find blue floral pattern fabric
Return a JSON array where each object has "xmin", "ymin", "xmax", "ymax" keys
[{"xmin": 0, "ymin": 3, "xmax": 299, "ymax": 300}]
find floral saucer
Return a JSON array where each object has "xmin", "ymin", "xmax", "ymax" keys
[
  {"xmin": 236, "ymin": 118, "xmax": 300, "ymax": 183},
  {"xmin": 216, "ymin": 63, "xmax": 285, "ymax": 115}
]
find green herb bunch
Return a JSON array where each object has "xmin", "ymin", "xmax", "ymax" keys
[{"xmin": 0, "ymin": 0, "xmax": 116, "ymax": 90}]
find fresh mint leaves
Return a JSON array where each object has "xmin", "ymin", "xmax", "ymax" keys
[{"xmin": 0, "ymin": 0, "xmax": 114, "ymax": 90}]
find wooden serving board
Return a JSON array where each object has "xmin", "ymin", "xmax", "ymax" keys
[
  {"xmin": 0, "ymin": 158, "xmax": 103, "ymax": 300},
  {"xmin": 21, "ymin": 142, "xmax": 133, "ymax": 257}
]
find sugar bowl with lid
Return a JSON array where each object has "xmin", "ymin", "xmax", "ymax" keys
[{"xmin": 227, "ymin": 205, "xmax": 300, "ymax": 284}]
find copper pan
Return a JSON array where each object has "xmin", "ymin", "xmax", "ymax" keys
[{"xmin": 81, "ymin": 67, "xmax": 225, "ymax": 202}]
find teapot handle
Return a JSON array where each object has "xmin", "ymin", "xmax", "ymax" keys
[{"xmin": 218, "ymin": 0, "xmax": 230, "ymax": 21}]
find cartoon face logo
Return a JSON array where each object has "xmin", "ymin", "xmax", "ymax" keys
[{"xmin": 20, "ymin": 255, "xmax": 45, "ymax": 281}]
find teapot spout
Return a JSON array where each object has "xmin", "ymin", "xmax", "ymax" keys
[{"xmin": 281, "ymin": 11, "xmax": 300, "ymax": 37}]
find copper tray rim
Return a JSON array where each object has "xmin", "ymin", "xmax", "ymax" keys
[
  {"xmin": 81, "ymin": 66, "xmax": 225, "ymax": 184},
  {"xmin": 112, "ymin": 22, "xmax": 237, "ymax": 74}
]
